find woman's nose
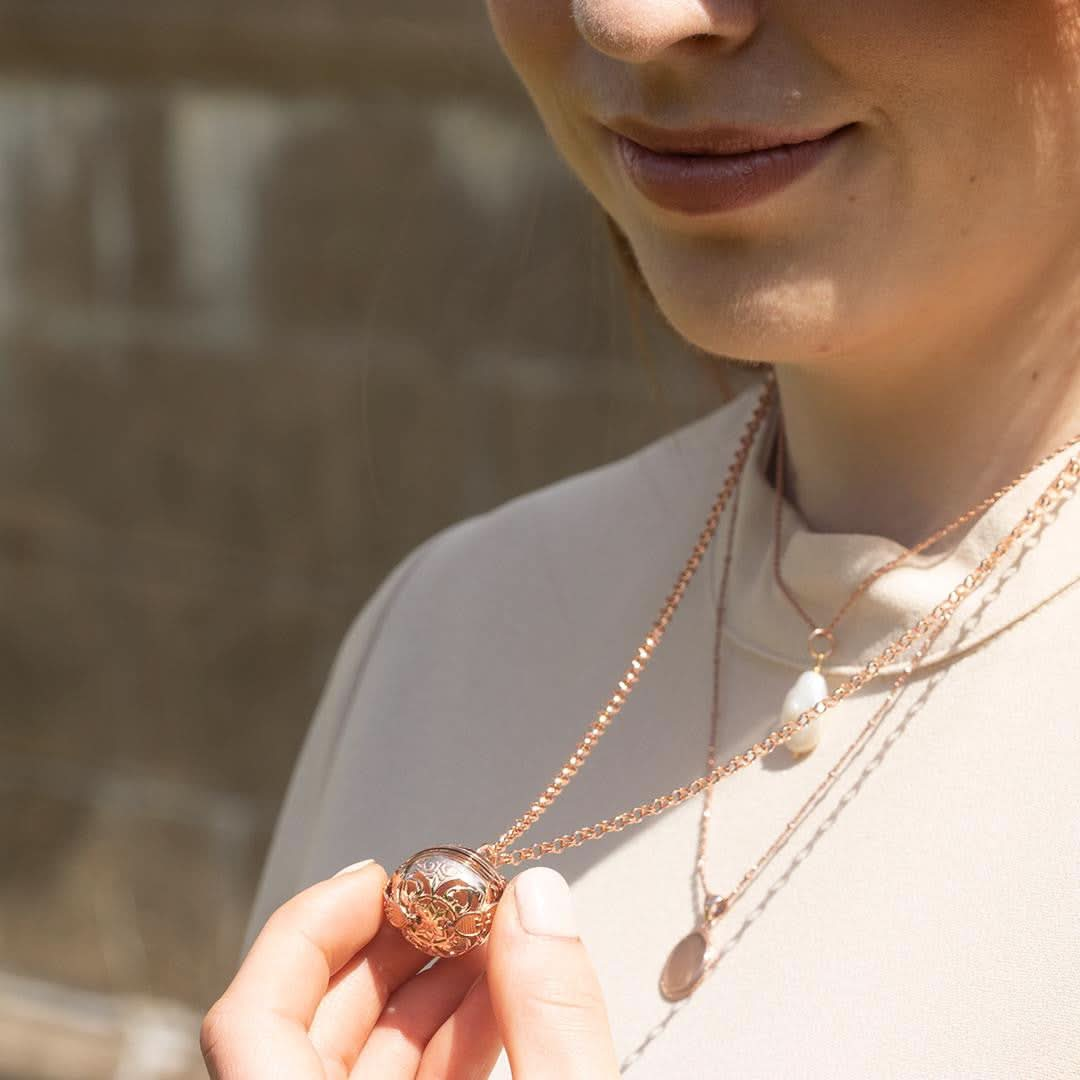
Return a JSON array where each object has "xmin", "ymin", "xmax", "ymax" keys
[{"xmin": 572, "ymin": 0, "xmax": 760, "ymax": 63}]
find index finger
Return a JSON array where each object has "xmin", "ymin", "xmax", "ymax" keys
[{"xmin": 223, "ymin": 860, "xmax": 388, "ymax": 1026}]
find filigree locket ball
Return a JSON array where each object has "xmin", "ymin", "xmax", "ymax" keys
[{"xmin": 383, "ymin": 846, "xmax": 506, "ymax": 958}]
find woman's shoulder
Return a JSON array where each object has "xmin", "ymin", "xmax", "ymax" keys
[
  {"xmin": 322, "ymin": 380, "xmax": 761, "ymax": 713},
  {"xmin": 345, "ymin": 386, "xmax": 752, "ymax": 665},
  {"xmin": 398, "ymin": 381, "xmax": 760, "ymax": 603},
  {"xmin": 298, "ymin": 377, "xmax": 759, "ymax": 752},
  {"xmin": 244, "ymin": 384, "xmax": 757, "ymax": 935}
]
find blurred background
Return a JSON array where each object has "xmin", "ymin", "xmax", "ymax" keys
[{"xmin": 0, "ymin": 3, "xmax": 729, "ymax": 1076}]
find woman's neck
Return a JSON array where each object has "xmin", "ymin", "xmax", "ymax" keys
[{"xmin": 774, "ymin": 254, "xmax": 1080, "ymax": 548}]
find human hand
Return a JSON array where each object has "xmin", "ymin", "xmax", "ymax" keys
[{"xmin": 200, "ymin": 860, "xmax": 619, "ymax": 1079}]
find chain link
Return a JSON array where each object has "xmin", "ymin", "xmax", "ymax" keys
[{"xmin": 480, "ymin": 375, "xmax": 778, "ymax": 859}]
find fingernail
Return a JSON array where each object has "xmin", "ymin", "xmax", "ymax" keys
[
  {"xmin": 513, "ymin": 867, "xmax": 578, "ymax": 938},
  {"xmin": 333, "ymin": 859, "xmax": 374, "ymax": 878}
]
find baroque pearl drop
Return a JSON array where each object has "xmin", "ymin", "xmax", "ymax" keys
[{"xmin": 780, "ymin": 669, "xmax": 829, "ymax": 756}]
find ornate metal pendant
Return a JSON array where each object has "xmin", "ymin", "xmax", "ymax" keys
[{"xmin": 384, "ymin": 846, "xmax": 506, "ymax": 958}]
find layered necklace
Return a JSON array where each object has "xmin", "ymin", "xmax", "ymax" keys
[
  {"xmin": 382, "ymin": 372, "xmax": 1080, "ymax": 962},
  {"xmin": 661, "ymin": 414, "xmax": 944, "ymax": 999}
]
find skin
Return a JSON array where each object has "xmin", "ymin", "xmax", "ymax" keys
[{"xmin": 486, "ymin": 0, "xmax": 1080, "ymax": 544}]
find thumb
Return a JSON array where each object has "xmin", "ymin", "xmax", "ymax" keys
[{"xmin": 485, "ymin": 867, "xmax": 619, "ymax": 1079}]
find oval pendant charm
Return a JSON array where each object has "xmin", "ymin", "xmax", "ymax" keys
[
  {"xmin": 659, "ymin": 928, "xmax": 710, "ymax": 1001},
  {"xmin": 780, "ymin": 669, "xmax": 829, "ymax": 757},
  {"xmin": 384, "ymin": 846, "xmax": 506, "ymax": 959}
]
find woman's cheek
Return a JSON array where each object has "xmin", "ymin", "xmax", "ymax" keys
[
  {"xmin": 485, "ymin": 0, "xmax": 579, "ymax": 74},
  {"xmin": 484, "ymin": 0, "xmax": 603, "ymax": 187}
]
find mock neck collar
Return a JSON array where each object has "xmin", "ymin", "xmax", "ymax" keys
[{"xmin": 720, "ymin": 382, "xmax": 1080, "ymax": 676}]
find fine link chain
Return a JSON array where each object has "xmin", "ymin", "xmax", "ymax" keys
[
  {"xmin": 695, "ymin": 418, "xmax": 955, "ymax": 921},
  {"xmin": 704, "ymin": 608, "xmax": 950, "ymax": 924},
  {"xmin": 694, "ymin": 439, "xmax": 745, "ymax": 907},
  {"xmin": 700, "ymin": 411, "xmax": 961, "ymax": 908},
  {"xmin": 480, "ymin": 374, "xmax": 778, "ymax": 861},
  {"xmin": 493, "ymin": 452, "xmax": 1078, "ymax": 867}
]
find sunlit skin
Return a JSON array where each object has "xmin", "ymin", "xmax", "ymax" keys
[
  {"xmin": 201, "ymin": 863, "xmax": 621, "ymax": 1078},
  {"xmin": 486, "ymin": 0, "xmax": 1080, "ymax": 544}
]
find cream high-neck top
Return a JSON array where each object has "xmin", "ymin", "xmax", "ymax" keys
[{"xmin": 244, "ymin": 379, "xmax": 1080, "ymax": 1079}]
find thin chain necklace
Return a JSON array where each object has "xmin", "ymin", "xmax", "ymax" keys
[
  {"xmin": 382, "ymin": 373, "xmax": 1080, "ymax": 960},
  {"xmin": 769, "ymin": 407, "xmax": 1080, "ymax": 758},
  {"xmin": 660, "ymin": 448, "xmax": 949, "ymax": 1000}
]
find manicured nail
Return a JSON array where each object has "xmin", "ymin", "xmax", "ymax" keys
[
  {"xmin": 333, "ymin": 859, "xmax": 374, "ymax": 878},
  {"xmin": 513, "ymin": 867, "xmax": 578, "ymax": 938}
]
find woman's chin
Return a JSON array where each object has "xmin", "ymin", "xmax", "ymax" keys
[{"xmin": 640, "ymin": 270, "xmax": 854, "ymax": 367}]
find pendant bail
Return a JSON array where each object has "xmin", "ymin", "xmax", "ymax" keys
[
  {"xmin": 807, "ymin": 627, "xmax": 835, "ymax": 672},
  {"xmin": 706, "ymin": 894, "xmax": 732, "ymax": 924}
]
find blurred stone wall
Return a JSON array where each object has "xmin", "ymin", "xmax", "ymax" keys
[{"xmin": 0, "ymin": 4, "xmax": 729, "ymax": 1076}]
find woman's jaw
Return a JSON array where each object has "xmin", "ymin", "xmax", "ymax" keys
[{"xmin": 487, "ymin": 0, "xmax": 1080, "ymax": 358}]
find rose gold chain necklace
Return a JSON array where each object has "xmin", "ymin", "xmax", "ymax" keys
[
  {"xmin": 383, "ymin": 372, "xmax": 1080, "ymax": 960},
  {"xmin": 660, "ymin": 448, "xmax": 949, "ymax": 1000},
  {"xmin": 661, "ymin": 399, "xmax": 1073, "ymax": 997},
  {"xmin": 768, "ymin": 410, "xmax": 1079, "ymax": 757}
]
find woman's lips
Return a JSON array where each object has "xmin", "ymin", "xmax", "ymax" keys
[{"xmin": 612, "ymin": 123, "xmax": 857, "ymax": 215}]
